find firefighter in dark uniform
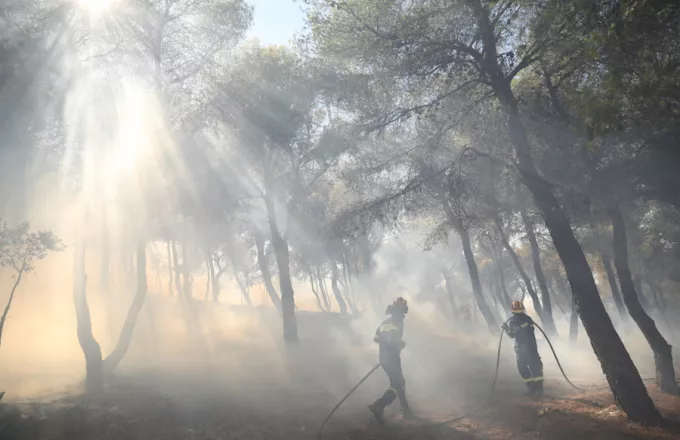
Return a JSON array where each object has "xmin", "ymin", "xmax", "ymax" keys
[
  {"xmin": 368, "ymin": 297, "xmax": 414, "ymax": 423},
  {"xmin": 502, "ymin": 301, "xmax": 544, "ymax": 396}
]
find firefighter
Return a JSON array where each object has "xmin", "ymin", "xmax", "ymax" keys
[
  {"xmin": 368, "ymin": 297, "xmax": 414, "ymax": 423},
  {"xmin": 502, "ymin": 301, "xmax": 544, "ymax": 396}
]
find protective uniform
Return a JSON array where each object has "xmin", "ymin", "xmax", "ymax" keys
[
  {"xmin": 503, "ymin": 301, "xmax": 544, "ymax": 396},
  {"xmin": 368, "ymin": 297, "xmax": 414, "ymax": 423}
]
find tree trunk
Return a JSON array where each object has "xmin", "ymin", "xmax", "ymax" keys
[
  {"xmin": 205, "ymin": 252, "xmax": 214, "ymax": 302},
  {"xmin": 171, "ymin": 240, "xmax": 182, "ymax": 297},
  {"xmin": 601, "ymin": 254, "xmax": 628, "ymax": 325},
  {"xmin": 490, "ymin": 247, "xmax": 513, "ymax": 316},
  {"xmin": 469, "ymin": 0, "xmax": 659, "ymax": 420},
  {"xmin": 309, "ymin": 271, "xmax": 325, "ymax": 311},
  {"xmin": 103, "ymin": 241, "xmax": 148, "ymax": 375},
  {"xmin": 520, "ymin": 208, "xmax": 558, "ymax": 336},
  {"xmin": 181, "ymin": 240, "xmax": 193, "ymax": 301},
  {"xmin": 331, "ymin": 262, "xmax": 348, "ymax": 314},
  {"xmin": 456, "ymin": 224, "xmax": 498, "ymax": 332},
  {"xmin": 166, "ymin": 240, "xmax": 173, "ymax": 297},
  {"xmin": 253, "ymin": 230, "xmax": 282, "ymax": 313},
  {"xmin": 0, "ymin": 269, "xmax": 24, "ymax": 347},
  {"xmin": 569, "ymin": 291, "xmax": 578, "ymax": 343},
  {"xmin": 316, "ymin": 267, "xmax": 332, "ymax": 310},
  {"xmin": 609, "ymin": 205, "xmax": 679, "ymax": 395},
  {"xmin": 442, "ymin": 270, "xmax": 458, "ymax": 320},
  {"xmin": 265, "ymin": 197, "xmax": 298, "ymax": 342},
  {"xmin": 493, "ymin": 81, "xmax": 660, "ymax": 424},
  {"xmin": 73, "ymin": 239, "xmax": 103, "ymax": 392},
  {"xmin": 495, "ymin": 219, "xmax": 546, "ymax": 325}
]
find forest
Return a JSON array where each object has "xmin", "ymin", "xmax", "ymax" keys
[{"xmin": 0, "ymin": 0, "xmax": 679, "ymax": 439}]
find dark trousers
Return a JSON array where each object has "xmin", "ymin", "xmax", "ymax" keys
[
  {"xmin": 374, "ymin": 355, "xmax": 410, "ymax": 412},
  {"xmin": 516, "ymin": 343, "xmax": 543, "ymax": 391}
]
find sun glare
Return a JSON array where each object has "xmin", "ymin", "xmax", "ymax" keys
[{"xmin": 76, "ymin": 0, "xmax": 116, "ymax": 17}]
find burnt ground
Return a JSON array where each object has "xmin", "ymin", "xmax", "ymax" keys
[
  {"xmin": 1, "ymin": 373, "xmax": 679, "ymax": 440},
  {"xmin": 1, "ymin": 308, "xmax": 679, "ymax": 440}
]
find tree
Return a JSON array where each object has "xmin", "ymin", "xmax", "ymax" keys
[
  {"xmin": 307, "ymin": 0, "xmax": 662, "ymax": 423},
  {"xmin": 0, "ymin": 221, "xmax": 64, "ymax": 347}
]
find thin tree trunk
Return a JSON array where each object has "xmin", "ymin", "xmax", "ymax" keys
[
  {"xmin": 456, "ymin": 224, "xmax": 498, "ymax": 332},
  {"xmin": 204, "ymin": 252, "xmax": 213, "ymax": 302},
  {"xmin": 166, "ymin": 240, "xmax": 173, "ymax": 297},
  {"xmin": 103, "ymin": 241, "xmax": 148, "ymax": 375},
  {"xmin": 609, "ymin": 205, "xmax": 679, "ymax": 394},
  {"xmin": 308, "ymin": 268, "xmax": 325, "ymax": 311},
  {"xmin": 253, "ymin": 230, "xmax": 282, "ymax": 313},
  {"xmin": 0, "ymin": 268, "xmax": 24, "ymax": 347},
  {"xmin": 73, "ymin": 238, "xmax": 103, "ymax": 392},
  {"xmin": 601, "ymin": 254, "xmax": 628, "ymax": 324},
  {"xmin": 316, "ymin": 267, "xmax": 332, "ymax": 310},
  {"xmin": 181, "ymin": 239, "xmax": 193, "ymax": 301},
  {"xmin": 331, "ymin": 262, "xmax": 348, "ymax": 314},
  {"xmin": 520, "ymin": 208, "xmax": 558, "ymax": 336},
  {"xmin": 495, "ymin": 218, "xmax": 546, "ymax": 325},
  {"xmin": 442, "ymin": 270, "xmax": 458, "ymax": 320},
  {"xmin": 490, "ymin": 247, "xmax": 513, "ymax": 316},
  {"xmin": 264, "ymin": 197, "xmax": 298, "ymax": 342},
  {"xmin": 569, "ymin": 291, "xmax": 578, "ymax": 343},
  {"xmin": 171, "ymin": 240, "xmax": 182, "ymax": 298}
]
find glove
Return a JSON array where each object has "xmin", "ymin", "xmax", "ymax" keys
[{"xmin": 501, "ymin": 323, "xmax": 509, "ymax": 332}]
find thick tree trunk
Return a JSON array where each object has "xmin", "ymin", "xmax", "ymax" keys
[
  {"xmin": 493, "ymin": 84, "xmax": 660, "ymax": 423},
  {"xmin": 520, "ymin": 208, "xmax": 558, "ymax": 336},
  {"xmin": 331, "ymin": 262, "xmax": 348, "ymax": 314},
  {"xmin": 103, "ymin": 241, "xmax": 148, "ymax": 375},
  {"xmin": 253, "ymin": 230, "xmax": 282, "ymax": 313},
  {"xmin": 601, "ymin": 254, "xmax": 628, "ymax": 324},
  {"xmin": 264, "ymin": 197, "xmax": 298, "ymax": 342},
  {"xmin": 73, "ymin": 239, "xmax": 103, "ymax": 392},
  {"xmin": 456, "ymin": 224, "xmax": 498, "ymax": 332},
  {"xmin": 469, "ymin": 0, "xmax": 659, "ymax": 420},
  {"xmin": 495, "ymin": 219, "xmax": 547, "ymax": 325},
  {"xmin": 609, "ymin": 205, "xmax": 679, "ymax": 395}
]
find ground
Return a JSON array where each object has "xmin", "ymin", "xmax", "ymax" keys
[
  {"xmin": 1, "ymin": 308, "xmax": 679, "ymax": 440},
  {"xmin": 1, "ymin": 375, "xmax": 679, "ymax": 440}
]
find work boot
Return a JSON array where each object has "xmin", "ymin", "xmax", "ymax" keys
[
  {"xmin": 534, "ymin": 381, "xmax": 544, "ymax": 397},
  {"xmin": 525, "ymin": 382, "xmax": 536, "ymax": 396},
  {"xmin": 368, "ymin": 403, "xmax": 385, "ymax": 425}
]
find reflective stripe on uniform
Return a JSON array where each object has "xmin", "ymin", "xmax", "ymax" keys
[
  {"xmin": 520, "ymin": 322, "xmax": 534, "ymax": 328},
  {"xmin": 379, "ymin": 324, "xmax": 399, "ymax": 332},
  {"xmin": 523, "ymin": 376, "xmax": 544, "ymax": 382}
]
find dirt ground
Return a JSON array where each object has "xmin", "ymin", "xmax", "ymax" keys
[{"xmin": 1, "ymin": 308, "xmax": 679, "ymax": 440}]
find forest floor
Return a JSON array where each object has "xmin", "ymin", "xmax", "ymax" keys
[
  {"xmin": 1, "ymin": 374, "xmax": 679, "ymax": 440},
  {"xmin": 1, "ymin": 308, "xmax": 680, "ymax": 440}
]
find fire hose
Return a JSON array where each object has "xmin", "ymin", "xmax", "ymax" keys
[{"xmin": 317, "ymin": 319, "xmax": 619, "ymax": 440}]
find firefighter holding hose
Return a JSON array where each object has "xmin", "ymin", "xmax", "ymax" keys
[
  {"xmin": 368, "ymin": 297, "xmax": 415, "ymax": 423},
  {"xmin": 502, "ymin": 301, "xmax": 544, "ymax": 396}
]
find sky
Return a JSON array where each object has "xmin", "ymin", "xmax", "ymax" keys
[{"xmin": 246, "ymin": 0, "xmax": 307, "ymax": 46}]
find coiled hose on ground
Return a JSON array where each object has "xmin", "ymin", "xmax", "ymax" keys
[{"xmin": 317, "ymin": 320, "xmax": 628, "ymax": 440}]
